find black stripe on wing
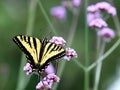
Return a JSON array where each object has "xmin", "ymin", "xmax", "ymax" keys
[
  {"xmin": 28, "ymin": 36, "xmax": 32, "ymax": 47},
  {"xmin": 38, "ymin": 38, "xmax": 49, "ymax": 63},
  {"xmin": 33, "ymin": 37, "xmax": 37, "ymax": 50},
  {"xmin": 13, "ymin": 36, "xmax": 36, "ymax": 68}
]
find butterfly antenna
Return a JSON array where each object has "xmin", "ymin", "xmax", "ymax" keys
[{"xmin": 43, "ymin": 31, "xmax": 52, "ymax": 39}]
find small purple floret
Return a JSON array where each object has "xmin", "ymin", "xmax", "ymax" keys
[
  {"xmin": 64, "ymin": 48, "xmax": 78, "ymax": 61},
  {"xmin": 23, "ymin": 63, "xmax": 32, "ymax": 75}
]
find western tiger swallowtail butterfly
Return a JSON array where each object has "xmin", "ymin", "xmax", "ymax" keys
[{"xmin": 13, "ymin": 35, "xmax": 66, "ymax": 74}]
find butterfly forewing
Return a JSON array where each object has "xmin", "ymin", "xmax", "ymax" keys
[{"xmin": 13, "ymin": 35, "xmax": 42, "ymax": 66}]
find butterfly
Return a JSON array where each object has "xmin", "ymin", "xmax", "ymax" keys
[{"xmin": 13, "ymin": 35, "xmax": 66, "ymax": 74}]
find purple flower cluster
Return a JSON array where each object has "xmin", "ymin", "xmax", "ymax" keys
[
  {"xmin": 97, "ymin": 27, "xmax": 115, "ymax": 42},
  {"xmin": 50, "ymin": 0, "xmax": 81, "ymax": 20},
  {"xmin": 50, "ymin": 6, "xmax": 66, "ymax": 20},
  {"xmin": 95, "ymin": 2, "xmax": 116, "ymax": 16},
  {"xmin": 87, "ymin": 2, "xmax": 116, "ymax": 16},
  {"xmin": 36, "ymin": 73, "xmax": 60, "ymax": 90},
  {"xmin": 23, "ymin": 63, "xmax": 32, "ymax": 75},
  {"xmin": 72, "ymin": 0, "xmax": 81, "ymax": 7},
  {"xmin": 49, "ymin": 36, "xmax": 66, "ymax": 46},
  {"xmin": 64, "ymin": 48, "xmax": 78, "ymax": 61},
  {"xmin": 89, "ymin": 18, "xmax": 107, "ymax": 28},
  {"xmin": 87, "ymin": 1, "xmax": 116, "ymax": 42}
]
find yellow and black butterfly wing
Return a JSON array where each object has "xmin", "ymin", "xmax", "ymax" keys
[
  {"xmin": 13, "ymin": 35, "xmax": 42, "ymax": 69},
  {"xmin": 39, "ymin": 41, "xmax": 66, "ymax": 71}
]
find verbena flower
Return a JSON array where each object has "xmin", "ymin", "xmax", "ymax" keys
[
  {"xmin": 50, "ymin": 6, "xmax": 66, "ymax": 20},
  {"xmin": 96, "ymin": 2, "xmax": 111, "ymax": 11},
  {"xmin": 87, "ymin": 5, "xmax": 97, "ymax": 13},
  {"xmin": 50, "ymin": 36, "xmax": 66, "ymax": 46},
  {"xmin": 36, "ymin": 80, "xmax": 52, "ymax": 90},
  {"xmin": 87, "ymin": 2, "xmax": 117, "ymax": 28},
  {"xmin": 64, "ymin": 48, "xmax": 78, "ymax": 61},
  {"xmin": 96, "ymin": 2, "xmax": 116, "ymax": 16},
  {"xmin": 97, "ymin": 27, "xmax": 115, "ymax": 42},
  {"xmin": 23, "ymin": 63, "xmax": 32, "ymax": 75},
  {"xmin": 36, "ymin": 73, "xmax": 60, "ymax": 90},
  {"xmin": 72, "ymin": 0, "xmax": 81, "ymax": 7},
  {"xmin": 89, "ymin": 18, "xmax": 107, "ymax": 28},
  {"xmin": 45, "ymin": 63, "xmax": 55, "ymax": 74},
  {"xmin": 62, "ymin": 1, "xmax": 72, "ymax": 8},
  {"xmin": 46, "ymin": 73, "xmax": 60, "ymax": 82},
  {"xmin": 107, "ymin": 7, "xmax": 116, "ymax": 16},
  {"xmin": 87, "ymin": 12, "xmax": 101, "ymax": 24}
]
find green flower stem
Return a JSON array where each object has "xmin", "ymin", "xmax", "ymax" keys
[
  {"xmin": 84, "ymin": 69, "xmax": 89, "ymax": 90},
  {"xmin": 74, "ymin": 59, "xmax": 86, "ymax": 71},
  {"xmin": 67, "ymin": 12, "xmax": 79, "ymax": 45},
  {"xmin": 112, "ymin": 16, "xmax": 120, "ymax": 37},
  {"xmin": 93, "ymin": 39, "xmax": 106, "ymax": 90},
  {"xmin": 84, "ymin": 0, "xmax": 89, "ymax": 90},
  {"xmin": 52, "ymin": 9, "xmax": 80, "ymax": 90},
  {"xmin": 37, "ymin": 0, "xmax": 57, "ymax": 35},
  {"xmin": 96, "ymin": 34, "xmax": 101, "ymax": 57},
  {"xmin": 88, "ymin": 38, "xmax": 120, "ymax": 71},
  {"xmin": 25, "ymin": 0, "xmax": 37, "ymax": 35},
  {"xmin": 16, "ymin": 0, "xmax": 37, "ymax": 90}
]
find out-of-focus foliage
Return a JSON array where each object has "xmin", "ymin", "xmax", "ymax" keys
[{"xmin": 0, "ymin": 0, "xmax": 120, "ymax": 90}]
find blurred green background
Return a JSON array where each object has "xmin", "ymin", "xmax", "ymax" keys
[{"xmin": 0, "ymin": 0, "xmax": 120, "ymax": 90}]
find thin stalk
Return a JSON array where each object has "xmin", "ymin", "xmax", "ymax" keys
[
  {"xmin": 93, "ymin": 39, "xmax": 106, "ymax": 90},
  {"xmin": 112, "ymin": 16, "xmax": 120, "ymax": 37},
  {"xmin": 37, "ymin": 0, "xmax": 57, "ymax": 35},
  {"xmin": 88, "ymin": 38, "xmax": 120, "ymax": 71},
  {"xmin": 84, "ymin": 69, "xmax": 89, "ymax": 90},
  {"xmin": 16, "ymin": 0, "xmax": 37, "ymax": 90},
  {"xmin": 74, "ymin": 59, "xmax": 86, "ymax": 71},
  {"xmin": 84, "ymin": 0, "xmax": 89, "ymax": 90},
  {"xmin": 96, "ymin": 35, "xmax": 101, "ymax": 57},
  {"xmin": 67, "ymin": 13, "xmax": 79, "ymax": 45},
  {"xmin": 52, "ymin": 10, "xmax": 80, "ymax": 90},
  {"xmin": 25, "ymin": 0, "xmax": 37, "ymax": 35}
]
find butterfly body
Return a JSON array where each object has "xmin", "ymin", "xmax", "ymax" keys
[{"xmin": 13, "ymin": 35, "xmax": 66, "ymax": 74}]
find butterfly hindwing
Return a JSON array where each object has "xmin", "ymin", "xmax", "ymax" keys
[
  {"xmin": 40, "ymin": 42, "xmax": 65, "ymax": 66},
  {"xmin": 13, "ymin": 35, "xmax": 66, "ymax": 73},
  {"xmin": 39, "ymin": 41, "xmax": 66, "ymax": 71}
]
